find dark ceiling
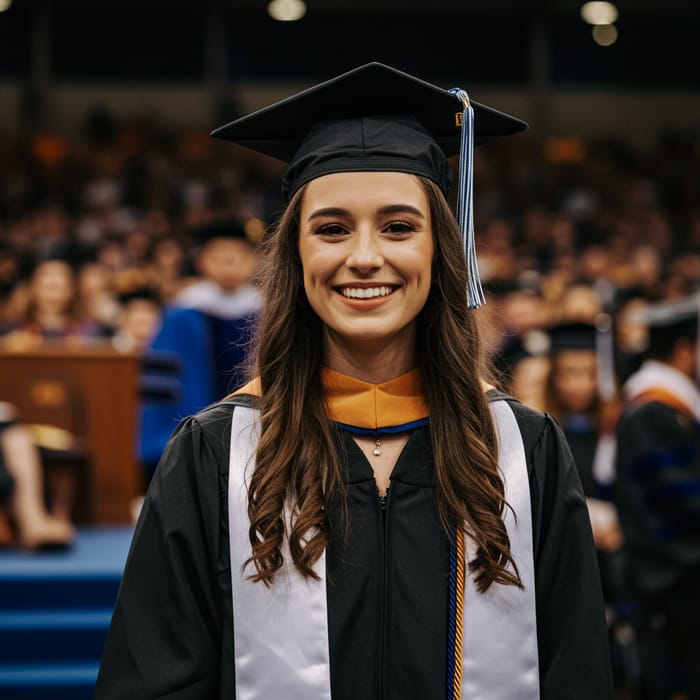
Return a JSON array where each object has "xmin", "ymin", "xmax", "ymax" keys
[
  {"xmin": 13, "ymin": 0, "xmax": 700, "ymax": 17},
  {"xmin": 2, "ymin": 0, "xmax": 698, "ymax": 89}
]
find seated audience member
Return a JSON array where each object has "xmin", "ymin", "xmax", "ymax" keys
[
  {"xmin": 110, "ymin": 286, "xmax": 163, "ymax": 354},
  {"xmin": 0, "ymin": 401, "xmax": 75, "ymax": 549},
  {"xmin": 1, "ymin": 256, "xmax": 106, "ymax": 348},
  {"xmin": 76, "ymin": 260, "xmax": 122, "ymax": 337},
  {"xmin": 138, "ymin": 219, "xmax": 261, "ymax": 474}
]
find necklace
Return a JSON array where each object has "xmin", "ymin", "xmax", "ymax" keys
[{"xmin": 373, "ymin": 438, "xmax": 382, "ymax": 456}]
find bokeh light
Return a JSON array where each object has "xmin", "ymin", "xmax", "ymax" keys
[
  {"xmin": 580, "ymin": 2, "xmax": 619, "ymax": 26},
  {"xmin": 268, "ymin": 0, "xmax": 307, "ymax": 22},
  {"xmin": 592, "ymin": 23, "xmax": 619, "ymax": 46}
]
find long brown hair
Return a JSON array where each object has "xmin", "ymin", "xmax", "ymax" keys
[{"xmin": 244, "ymin": 176, "xmax": 521, "ymax": 593}]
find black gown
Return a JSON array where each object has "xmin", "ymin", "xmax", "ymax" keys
[
  {"xmin": 615, "ymin": 399, "xmax": 700, "ymax": 697},
  {"xmin": 94, "ymin": 392, "xmax": 614, "ymax": 699}
]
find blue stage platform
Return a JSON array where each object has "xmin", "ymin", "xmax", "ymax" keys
[{"xmin": 0, "ymin": 526, "xmax": 134, "ymax": 699}]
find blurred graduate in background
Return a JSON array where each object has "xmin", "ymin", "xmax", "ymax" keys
[
  {"xmin": 138, "ymin": 219, "xmax": 261, "ymax": 477},
  {"xmin": 615, "ymin": 295, "xmax": 700, "ymax": 699}
]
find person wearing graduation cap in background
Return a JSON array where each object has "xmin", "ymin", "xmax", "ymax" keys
[
  {"xmin": 542, "ymin": 317, "xmax": 632, "ymax": 686},
  {"xmin": 95, "ymin": 63, "xmax": 613, "ymax": 699},
  {"xmin": 137, "ymin": 219, "xmax": 262, "ymax": 480},
  {"xmin": 544, "ymin": 318, "xmax": 620, "ymax": 512},
  {"xmin": 492, "ymin": 327, "xmax": 551, "ymax": 413},
  {"xmin": 614, "ymin": 294, "xmax": 700, "ymax": 700}
]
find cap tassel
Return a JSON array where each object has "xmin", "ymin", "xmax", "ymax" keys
[
  {"xmin": 594, "ymin": 312, "xmax": 617, "ymax": 401},
  {"xmin": 449, "ymin": 88, "xmax": 484, "ymax": 309}
]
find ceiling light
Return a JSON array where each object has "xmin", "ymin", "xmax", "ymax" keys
[
  {"xmin": 268, "ymin": 0, "xmax": 306, "ymax": 22},
  {"xmin": 592, "ymin": 23, "xmax": 618, "ymax": 46},
  {"xmin": 580, "ymin": 2, "xmax": 618, "ymax": 25}
]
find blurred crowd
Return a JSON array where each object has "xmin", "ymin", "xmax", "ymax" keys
[
  {"xmin": 0, "ymin": 107, "xmax": 698, "ymax": 354},
  {"xmin": 0, "ymin": 109, "xmax": 699, "ymax": 697},
  {"xmin": 0, "ymin": 108, "xmax": 280, "ymax": 348}
]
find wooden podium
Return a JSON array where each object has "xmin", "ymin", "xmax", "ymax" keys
[{"xmin": 0, "ymin": 342, "xmax": 142, "ymax": 524}]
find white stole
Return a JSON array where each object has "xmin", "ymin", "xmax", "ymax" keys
[
  {"xmin": 460, "ymin": 399, "xmax": 540, "ymax": 699},
  {"xmin": 228, "ymin": 399, "xmax": 539, "ymax": 699}
]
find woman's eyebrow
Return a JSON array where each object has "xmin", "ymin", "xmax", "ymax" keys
[
  {"xmin": 306, "ymin": 204, "xmax": 425, "ymax": 221},
  {"xmin": 377, "ymin": 204, "xmax": 425, "ymax": 219},
  {"xmin": 307, "ymin": 207, "xmax": 350, "ymax": 221}
]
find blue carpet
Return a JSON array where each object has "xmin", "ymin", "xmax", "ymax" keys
[{"xmin": 0, "ymin": 526, "xmax": 134, "ymax": 699}]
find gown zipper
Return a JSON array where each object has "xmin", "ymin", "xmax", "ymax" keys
[{"xmin": 379, "ymin": 484, "xmax": 390, "ymax": 699}]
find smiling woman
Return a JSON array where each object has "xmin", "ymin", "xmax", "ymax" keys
[{"xmin": 95, "ymin": 63, "xmax": 615, "ymax": 700}]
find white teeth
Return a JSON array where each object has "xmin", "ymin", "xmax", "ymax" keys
[{"xmin": 341, "ymin": 286, "xmax": 393, "ymax": 299}]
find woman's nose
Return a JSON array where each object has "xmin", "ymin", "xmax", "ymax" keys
[{"xmin": 346, "ymin": 231, "xmax": 384, "ymax": 272}]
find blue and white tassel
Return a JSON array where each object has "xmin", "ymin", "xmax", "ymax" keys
[{"xmin": 449, "ymin": 87, "xmax": 484, "ymax": 309}]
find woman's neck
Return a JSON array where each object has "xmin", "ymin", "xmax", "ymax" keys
[
  {"xmin": 324, "ymin": 337, "xmax": 416, "ymax": 384},
  {"xmin": 326, "ymin": 344, "xmax": 415, "ymax": 384}
]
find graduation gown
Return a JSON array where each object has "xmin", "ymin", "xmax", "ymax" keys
[
  {"xmin": 614, "ymin": 361, "xmax": 700, "ymax": 695},
  {"xmin": 615, "ymin": 396, "xmax": 700, "ymax": 599},
  {"xmin": 95, "ymin": 391, "xmax": 613, "ymax": 699},
  {"xmin": 138, "ymin": 304, "xmax": 259, "ymax": 469},
  {"xmin": 561, "ymin": 418, "xmax": 599, "ymax": 498}
]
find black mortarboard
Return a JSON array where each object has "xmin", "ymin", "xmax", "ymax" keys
[
  {"xmin": 211, "ymin": 62, "xmax": 527, "ymax": 308},
  {"xmin": 625, "ymin": 294, "xmax": 700, "ymax": 362},
  {"xmin": 548, "ymin": 321, "xmax": 598, "ymax": 355},
  {"xmin": 190, "ymin": 218, "xmax": 251, "ymax": 247}
]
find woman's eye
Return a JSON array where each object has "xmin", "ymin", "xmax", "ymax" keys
[
  {"xmin": 316, "ymin": 223, "xmax": 347, "ymax": 236},
  {"xmin": 384, "ymin": 221, "xmax": 416, "ymax": 234}
]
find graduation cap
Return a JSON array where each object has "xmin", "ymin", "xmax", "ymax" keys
[
  {"xmin": 117, "ymin": 286, "xmax": 161, "ymax": 306},
  {"xmin": 211, "ymin": 62, "xmax": 527, "ymax": 308},
  {"xmin": 625, "ymin": 293, "xmax": 700, "ymax": 363},
  {"xmin": 631, "ymin": 293, "xmax": 700, "ymax": 329},
  {"xmin": 190, "ymin": 218, "xmax": 252, "ymax": 247},
  {"xmin": 547, "ymin": 316, "xmax": 617, "ymax": 400},
  {"xmin": 492, "ymin": 329, "xmax": 550, "ymax": 385},
  {"xmin": 548, "ymin": 321, "xmax": 597, "ymax": 355}
]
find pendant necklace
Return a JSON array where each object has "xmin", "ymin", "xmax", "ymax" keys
[{"xmin": 373, "ymin": 438, "xmax": 382, "ymax": 456}]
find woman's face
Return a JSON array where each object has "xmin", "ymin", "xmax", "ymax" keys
[
  {"xmin": 31, "ymin": 260, "xmax": 76, "ymax": 312},
  {"xmin": 511, "ymin": 356, "xmax": 550, "ymax": 412},
  {"xmin": 551, "ymin": 349, "xmax": 598, "ymax": 413},
  {"xmin": 298, "ymin": 171, "xmax": 434, "ymax": 358},
  {"xmin": 199, "ymin": 238, "xmax": 256, "ymax": 293}
]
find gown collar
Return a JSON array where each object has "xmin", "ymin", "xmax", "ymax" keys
[
  {"xmin": 321, "ymin": 367, "xmax": 429, "ymax": 432},
  {"xmin": 234, "ymin": 368, "xmax": 429, "ymax": 432}
]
